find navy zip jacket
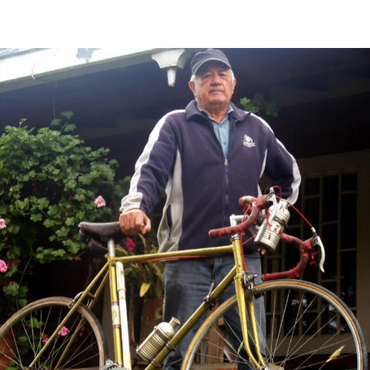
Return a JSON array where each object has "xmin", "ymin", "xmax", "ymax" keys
[{"xmin": 120, "ymin": 100, "xmax": 301, "ymax": 253}]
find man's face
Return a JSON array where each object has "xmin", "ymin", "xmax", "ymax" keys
[{"xmin": 189, "ymin": 62, "xmax": 236, "ymax": 113}]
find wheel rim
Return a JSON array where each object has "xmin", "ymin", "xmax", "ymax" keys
[
  {"xmin": 0, "ymin": 297, "xmax": 105, "ymax": 370},
  {"xmin": 183, "ymin": 280, "xmax": 366, "ymax": 370}
]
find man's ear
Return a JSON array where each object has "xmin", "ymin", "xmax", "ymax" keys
[
  {"xmin": 188, "ymin": 80, "xmax": 196, "ymax": 96},
  {"xmin": 232, "ymin": 77, "xmax": 237, "ymax": 94}
]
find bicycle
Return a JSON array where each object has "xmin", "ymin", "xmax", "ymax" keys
[{"xmin": 0, "ymin": 189, "xmax": 367, "ymax": 370}]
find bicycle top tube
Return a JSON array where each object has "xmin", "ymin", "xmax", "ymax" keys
[{"xmin": 113, "ymin": 244, "xmax": 235, "ymax": 264}]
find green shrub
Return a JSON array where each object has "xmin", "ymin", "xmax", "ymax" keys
[
  {"xmin": 240, "ymin": 93, "xmax": 279, "ymax": 118},
  {"xmin": 0, "ymin": 112, "xmax": 123, "ymax": 319}
]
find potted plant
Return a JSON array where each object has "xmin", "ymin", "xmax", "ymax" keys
[
  {"xmin": 118, "ymin": 232, "xmax": 164, "ymax": 343},
  {"xmin": 119, "ymin": 232, "xmax": 163, "ymax": 299}
]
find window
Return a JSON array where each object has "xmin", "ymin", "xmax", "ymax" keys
[{"xmin": 263, "ymin": 171, "xmax": 358, "ymax": 315}]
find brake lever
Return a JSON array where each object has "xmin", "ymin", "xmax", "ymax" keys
[{"xmin": 311, "ymin": 229, "xmax": 325, "ymax": 273}]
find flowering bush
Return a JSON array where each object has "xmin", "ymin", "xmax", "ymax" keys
[{"xmin": 0, "ymin": 112, "xmax": 124, "ymax": 321}]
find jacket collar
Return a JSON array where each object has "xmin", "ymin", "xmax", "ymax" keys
[{"xmin": 185, "ymin": 99, "xmax": 247, "ymax": 122}]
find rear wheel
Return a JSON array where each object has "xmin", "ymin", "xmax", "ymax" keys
[
  {"xmin": 182, "ymin": 279, "xmax": 367, "ymax": 370},
  {"xmin": 0, "ymin": 297, "xmax": 107, "ymax": 370}
]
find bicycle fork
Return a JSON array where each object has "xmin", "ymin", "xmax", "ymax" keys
[{"xmin": 232, "ymin": 234, "xmax": 267, "ymax": 369}]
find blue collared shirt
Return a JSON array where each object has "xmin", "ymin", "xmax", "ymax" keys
[{"xmin": 197, "ymin": 104, "xmax": 234, "ymax": 159}]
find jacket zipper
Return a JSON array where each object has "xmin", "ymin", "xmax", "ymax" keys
[
  {"xmin": 204, "ymin": 117, "xmax": 231, "ymax": 228},
  {"xmin": 224, "ymin": 158, "xmax": 229, "ymax": 226}
]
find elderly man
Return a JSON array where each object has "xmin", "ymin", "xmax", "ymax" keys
[{"xmin": 119, "ymin": 49, "xmax": 301, "ymax": 370}]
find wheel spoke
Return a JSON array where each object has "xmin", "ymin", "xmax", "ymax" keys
[
  {"xmin": 182, "ymin": 280, "xmax": 367, "ymax": 370},
  {"xmin": 0, "ymin": 297, "xmax": 105, "ymax": 370}
]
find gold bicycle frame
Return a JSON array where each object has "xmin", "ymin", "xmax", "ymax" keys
[{"xmin": 28, "ymin": 234, "xmax": 266, "ymax": 370}]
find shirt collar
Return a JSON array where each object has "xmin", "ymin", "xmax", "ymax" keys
[{"xmin": 196, "ymin": 103, "xmax": 234, "ymax": 124}]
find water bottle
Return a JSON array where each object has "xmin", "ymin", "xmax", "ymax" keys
[
  {"xmin": 136, "ymin": 317, "xmax": 180, "ymax": 362},
  {"xmin": 255, "ymin": 199, "xmax": 290, "ymax": 252}
]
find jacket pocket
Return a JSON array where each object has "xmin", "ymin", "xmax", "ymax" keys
[{"xmin": 166, "ymin": 204, "xmax": 173, "ymax": 240}]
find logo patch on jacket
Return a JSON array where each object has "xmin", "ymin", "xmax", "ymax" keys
[{"xmin": 243, "ymin": 135, "xmax": 256, "ymax": 148}]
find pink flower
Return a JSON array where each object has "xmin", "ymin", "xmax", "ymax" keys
[
  {"xmin": 0, "ymin": 219, "xmax": 6, "ymax": 229},
  {"xmin": 94, "ymin": 196, "xmax": 106, "ymax": 208},
  {"xmin": 0, "ymin": 259, "xmax": 8, "ymax": 273},
  {"xmin": 126, "ymin": 237, "xmax": 135, "ymax": 251},
  {"xmin": 58, "ymin": 326, "xmax": 70, "ymax": 336},
  {"xmin": 41, "ymin": 332, "xmax": 49, "ymax": 344}
]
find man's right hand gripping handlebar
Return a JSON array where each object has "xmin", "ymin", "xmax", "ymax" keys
[
  {"xmin": 208, "ymin": 194, "xmax": 273, "ymax": 239},
  {"xmin": 119, "ymin": 209, "xmax": 152, "ymax": 235}
]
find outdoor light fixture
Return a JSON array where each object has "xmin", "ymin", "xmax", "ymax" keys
[{"xmin": 151, "ymin": 49, "xmax": 190, "ymax": 87}]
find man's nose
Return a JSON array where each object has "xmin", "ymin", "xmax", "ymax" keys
[{"xmin": 211, "ymin": 74, "xmax": 222, "ymax": 84}]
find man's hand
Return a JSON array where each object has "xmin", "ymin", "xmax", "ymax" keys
[{"xmin": 119, "ymin": 209, "xmax": 152, "ymax": 235}]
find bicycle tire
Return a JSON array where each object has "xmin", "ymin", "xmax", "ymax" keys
[
  {"xmin": 0, "ymin": 296, "xmax": 107, "ymax": 370},
  {"xmin": 182, "ymin": 279, "xmax": 368, "ymax": 370}
]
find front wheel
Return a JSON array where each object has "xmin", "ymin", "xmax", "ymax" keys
[
  {"xmin": 182, "ymin": 279, "xmax": 368, "ymax": 370},
  {"xmin": 0, "ymin": 297, "xmax": 107, "ymax": 370}
]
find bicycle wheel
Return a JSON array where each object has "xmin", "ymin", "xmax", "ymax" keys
[
  {"xmin": 0, "ymin": 297, "xmax": 107, "ymax": 370},
  {"xmin": 182, "ymin": 279, "xmax": 368, "ymax": 370}
]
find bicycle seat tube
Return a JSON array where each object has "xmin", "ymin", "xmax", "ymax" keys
[
  {"xmin": 108, "ymin": 238, "xmax": 131, "ymax": 369},
  {"xmin": 231, "ymin": 233, "xmax": 267, "ymax": 368}
]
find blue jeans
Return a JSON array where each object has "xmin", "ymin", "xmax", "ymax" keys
[{"xmin": 162, "ymin": 252, "xmax": 265, "ymax": 370}]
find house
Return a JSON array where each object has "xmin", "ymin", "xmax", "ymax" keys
[{"xmin": 0, "ymin": 47, "xmax": 369, "ymax": 359}]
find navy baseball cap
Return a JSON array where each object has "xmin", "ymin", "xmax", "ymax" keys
[{"xmin": 190, "ymin": 49, "xmax": 232, "ymax": 76}]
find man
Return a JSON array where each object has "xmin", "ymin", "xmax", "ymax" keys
[{"xmin": 119, "ymin": 49, "xmax": 301, "ymax": 369}]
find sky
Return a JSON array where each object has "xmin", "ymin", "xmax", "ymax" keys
[{"xmin": 1, "ymin": 0, "xmax": 369, "ymax": 48}]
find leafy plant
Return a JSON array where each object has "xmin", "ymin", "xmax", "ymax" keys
[
  {"xmin": 0, "ymin": 112, "xmax": 123, "ymax": 320},
  {"xmin": 240, "ymin": 93, "xmax": 279, "ymax": 118}
]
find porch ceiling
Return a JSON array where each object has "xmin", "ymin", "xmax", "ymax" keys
[{"xmin": 0, "ymin": 48, "xmax": 369, "ymax": 176}]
